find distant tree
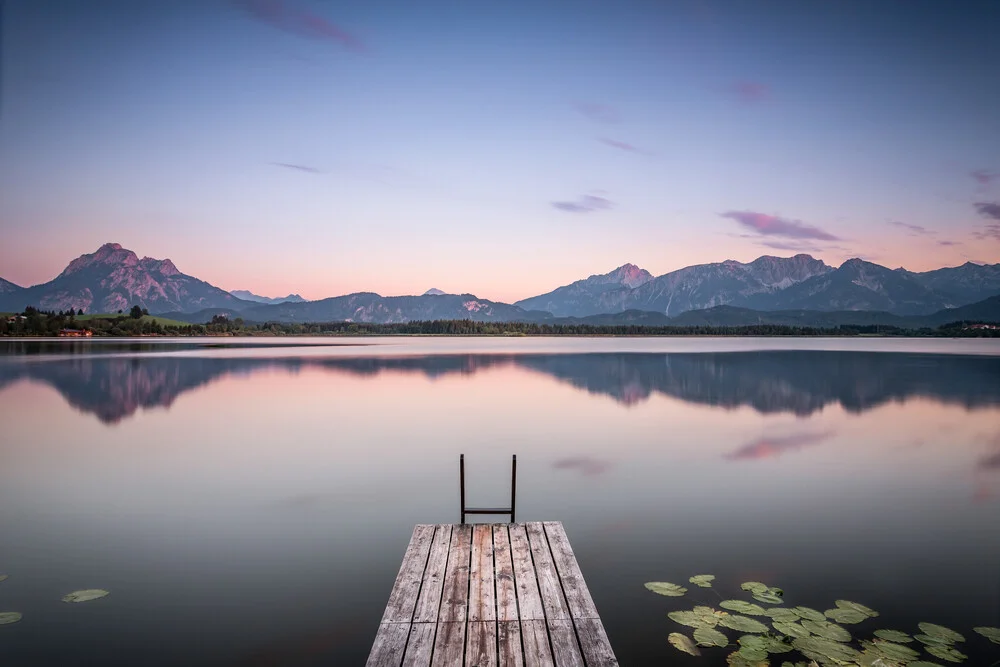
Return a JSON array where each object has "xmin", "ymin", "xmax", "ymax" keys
[
  {"xmin": 141, "ymin": 308, "xmax": 149, "ymax": 317},
  {"xmin": 117, "ymin": 309, "xmax": 123, "ymax": 314},
  {"xmin": 129, "ymin": 305, "xmax": 143, "ymax": 319},
  {"xmin": 78, "ymin": 308, "xmax": 84, "ymax": 316}
]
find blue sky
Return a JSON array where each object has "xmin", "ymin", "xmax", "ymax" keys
[{"xmin": 1, "ymin": 0, "xmax": 998, "ymax": 301}]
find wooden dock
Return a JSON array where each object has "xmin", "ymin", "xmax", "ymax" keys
[{"xmin": 367, "ymin": 522, "xmax": 618, "ymax": 667}]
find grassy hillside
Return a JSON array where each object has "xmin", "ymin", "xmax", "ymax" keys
[{"xmin": 76, "ymin": 313, "xmax": 190, "ymax": 327}]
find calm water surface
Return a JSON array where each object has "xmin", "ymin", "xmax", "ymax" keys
[{"xmin": 1, "ymin": 337, "xmax": 999, "ymax": 666}]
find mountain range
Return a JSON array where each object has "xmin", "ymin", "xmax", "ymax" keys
[{"xmin": 2, "ymin": 243, "xmax": 999, "ymax": 326}]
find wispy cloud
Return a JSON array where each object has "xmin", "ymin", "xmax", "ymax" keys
[
  {"xmin": 887, "ymin": 220, "xmax": 934, "ymax": 236},
  {"xmin": 721, "ymin": 210, "xmax": 840, "ymax": 241},
  {"xmin": 730, "ymin": 81, "xmax": 770, "ymax": 104},
  {"xmin": 574, "ymin": 102, "xmax": 620, "ymax": 124},
  {"xmin": 553, "ymin": 456, "xmax": 613, "ymax": 477},
  {"xmin": 757, "ymin": 240, "xmax": 823, "ymax": 253},
  {"xmin": 234, "ymin": 0, "xmax": 364, "ymax": 52},
  {"xmin": 975, "ymin": 202, "xmax": 1000, "ymax": 220},
  {"xmin": 725, "ymin": 430, "xmax": 835, "ymax": 461},
  {"xmin": 937, "ymin": 240, "xmax": 960, "ymax": 247},
  {"xmin": 272, "ymin": 162, "xmax": 323, "ymax": 174},
  {"xmin": 972, "ymin": 169, "xmax": 998, "ymax": 186},
  {"xmin": 553, "ymin": 194, "xmax": 614, "ymax": 214},
  {"xmin": 597, "ymin": 137, "xmax": 651, "ymax": 155}
]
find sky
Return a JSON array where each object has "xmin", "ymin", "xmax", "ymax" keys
[{"xmin": 1, "ymin": 0, "xmax": 999, "ymax": 302}]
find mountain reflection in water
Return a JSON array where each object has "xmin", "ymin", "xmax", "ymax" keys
[{"xmin": 2, "ymin": 351, "xmax": 999, "ymax": 424}]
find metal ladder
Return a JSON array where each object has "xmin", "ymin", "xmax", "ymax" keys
[{"xmin": 459, "ymin": 454, "xmax": 516, "ymax": 524}]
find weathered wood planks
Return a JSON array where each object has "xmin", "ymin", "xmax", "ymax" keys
[{"xmin": 366, "ymin": 522, "xmax": 618, "ymax": 667}]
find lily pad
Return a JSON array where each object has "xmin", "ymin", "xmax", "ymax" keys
[
  {"xmin": 793, "ymin": 607, "xmax": 827, "ymax": 622},
  {"xmin": 752, "ymin": 590, "xmax": 784, "ymax": 605},
  {"xmin": 973, "ymin": 626, "xmax": 1000, "ymax": 644},
  {"xmin": 689, "ymin": 574, "xmax": 715, "ymax": 588},
  {"xmin": 720, "ymin": 600, "xmax": 767, "ymax": 616},
  {"xmin": 874, "ymin": 629, "xmax": 913, "ymax": 643},
  {"xmin": 792, "ymin": 636, "xmax": 861, "ymax": 663},
  {"xmin": 765, "ymin": 607, "xmax": 800, "ymax": 622},
  {"xmin": 800, "ymin": 619, "xmax": 851, "ymax": 642},
  {"xmin": 645, "ymin": 582, "xmax": 687, "ymax": 597},
  {"xmin": 824, "ymin": 607, "xmax": 868, "ymax": 624},
  {"xmin": 737, "ymin": 643, "xmax": 768, "ymax": 662},
  {"xmin": 916, "ymin": 633, "xmax": 954, "ymax": 646},
  {"xmin": 728, "ymin": 651, "xmax": 769, "ymax": 666},
  {"xmin": 694, "ymin": 626, "xmax": 729, "ymax": 647},
  {"xmin": 0, "ymin": 575, "xmax": 8, "ymax": 583},
  {"xmin": 719, "ymin": 614, "xmax": 769, "ymax": 634},
  {"xmin": 772, "ymin": 620, "xmax": 811, "ymax": 638},
  {"xmin": 760, "ymin": 636, "xmax": 794, "ymax": 654},
  {"xmin": 925, "ymin": 644, "xmax": 967, "ymax": 663},
  {"xmin": 62, "ymin": 589, "xmax": 110, "ymax": 603},
  {"xmin": 918, "ymin": 623, "xmax": 964, "ymax": 643},
  {"xmin": 669, "ymin": 610, "xmax": 713, "ymax": 629},
  {"xmin": 872, "ymin": 640, "xmax": 920, "ymax": 662},
  {"xmin": 741, "ymin": 581, "xmax": 768, "ymax": 594},
  {"xmin": 834, "ymin": 599, "xmax": 878, "ymax": 618},
  {"xmin": 0, "ymin": 612, "xmax": 22, "ymax": 625},
  {"xmin": 668, "ymin": 632, "xmax": 700, "ymax": 656},
  {"xmin": 909, "ymin": 663, "xmax": 946, "ymax": 667},
  {"xmin": 692, "ymin": 606, "xmax": 723, "ymax": 626}
]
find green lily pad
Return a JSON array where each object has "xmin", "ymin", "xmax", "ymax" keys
[
  {"xmin": 0, "ymin": 575, "xmax": 8, "ymax": 583},
  {"xmin": 973, "ymin": 626, "xmax": 1000, "ymax": 644},
  {"xmin": 772, "ymin": 620, "xmax": 811, "ymax": 638},
  {"xmin": 925, "ymin": 644, "xmax": 967, "ymax": 663},
  {"xmin": 741, "ymin": 581, "xmax": 768, "ymax": 594},
  {"xmin": 874, "ymin": 629, "xmax": 913, "ymax": 643},
  {"xmin": 738, "ymin": 635, "xmax": 767, "ymax": 650},
  {"xmin": 801, "ymin": 619, "xmax": 851, "ymax": 642},
  {"xmin": 792, "ymin": 635, "xmax": 861, "ymax": 663},
  {"xmin": 62, "ymin": 589, "xmax": 110, "ymax": 603},
  {"xmin": 760, "ymin": 636, "xmax": 794, "ymax": 654},
  {"xmin": 668, "ymin": 610, "xmax": 713, "ymax": 629},
  {"xmin": 720, "ymin": 600, "xmax": 767, "ymax": 616},
  {"xmin": 918, "ymin": 623, "xmax": 964, "ymax": 643},
  {"xmin": 752, "ymin": 590, "xmax": 784, "ymax": 605},
  {"xmin": 737, "ymin": 645, "xmax": 768, "ymax": 662},
  {"xmin": 764, "ymin": 607, "xmax": 800, "ymax": 622},
  {"xmin": 916, "ymin": 633, "xmax": 954, "ymax": 646},
  {"xmin": 693, "ymin": 626, "xmax": 729, "ymax": 647},
  {"xmin": 689, "ymin": 574, "xmax": 715, "ymax": 588},
  {"xmin": 835, "ymin": 599, "xmax": 878, "ymax": 618},
  {"xmin": 719, "ymin": 614, "xmax": 769, "ymax": 634},
  {"xmin": 793, "ymin": 607, "xmax": 827, "ymax": 622},
  {"xmin": 728, "ymin": 651, "xmax": 768, "ymax": 666},
  {"xmin": 909, "ymin": 663, "xmax": 946, "ymax": 667},
  {"xmin": 0, "ymin": 612, "xmax": 22, "ymax": 625},
  {"xmin": 824, "ymin": 607, "xmax": 868, "ymax": 624},
  {"xmin": 692, "ymin": 606, "xmax": 723, "ymax": 626},
  {"xmin": 668, "ymin": 632, "xmax": 700, "ymax": 656},
  {"xmin": 645, "ymin": 582, "xmax": 687, "ymax": 597},
  {"xmin": 872, "ymin": 640, "xmax": 920, "ymax": 662}
]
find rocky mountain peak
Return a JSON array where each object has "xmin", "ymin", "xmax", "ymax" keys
[
  {"xmin": 423, "ymin": 288, "xmax": 447, "ymax": 296},
  {"xmin": 594, "ymin": 263, "xmax": 654, "ymax": 288},
  {"xmin": 58, "ymin": 243, "xmax": 139, "ymax": 278}
]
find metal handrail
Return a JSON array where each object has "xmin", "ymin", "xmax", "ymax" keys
[{"xmin": 459, "ymin": 454, "xmax": 516, "ymax": 524}]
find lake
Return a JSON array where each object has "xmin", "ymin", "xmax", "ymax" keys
[{"xmin": 1, "ymin": 337, "xmax": 999, "ymax": 666}]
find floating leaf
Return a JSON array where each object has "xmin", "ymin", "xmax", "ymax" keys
[
  {"xmin": 741, "ymin": 581, "xmax": 768, "ymax": 594},
  {"xmin": 0, "ymin": 575, "xmax": 8, "ymax": 583},
  {"xmin": 973, "ymin": 626, "xmax": 1000, "ymax": 644},
  {"xmin": 874, "ymin": 629, "xmax": 913, "ymax": 643},
  {"xmin": 669, "ymin": 610, "xmax": 713, "ymax": 629},
  {"xmin": 801, "ymin": 619, "xmax": 851, "ymax": 642},
  {"xmin": 694, "ymin": 626, "xmax": 729, "ymax": 647},
  {"xmin": 916, "ymin": 633, "xmax": 954, "ymax": 646},
  {"xmin": 925, "ymin": 644, "xmax": 967, "ymax": 663},
  {"xmin": 737, "ymin": 636, "xmax": 768, "ymax": 662},
  {"xmin": 909, "ymin": 663, "xmax": 946, "ymax": 667},
  {"xmin": 872, "ymin": 640, "xmax": 920, "ymax": 662},
  {"xmin": 720, "ymin": 600, "xmax": 767, "ymax": 616},
  {"xmin": 834, "ymin": 599, "xmax": 878, "ymax": 618},
  {"xmin": 668, "ymin": 632, "xmax": 700, "ymax": 656},
  {"xmin": 719, "ymin": 615, "xmax": 769, "ymax": 634},
  {"xmin": 918, "ymin": 623, "xmax": 964, "ymax": 643},
  {"xmin": 0, "ymin": 612, "xmax": 22, "ymax": 625},
  {"xmin": 765, "ymin": 607, "xmax": 800, "ymax": 622},
  {"xmin": 692, "ymin": 606, "xmax": 723, "ymax": 626},
  {"xmin": 645, "ymin": 582, "xmax": 687, "ymax": 597},
  {"xmin": 689, "ymin": 574, "xmax": 715, "ymax": 588},
  {"xmin": 772, "ymin": 620, "xmax": 811, "ymax": 638},
  {"xmin": 728, "ymin": 651, "xmax": 769, "ymax": 667},
  {"xmin": 824, "ymin": 607, "xmax": 868, "ymax": 624},
  {"xmin": 753, "ymin": 590, "xmax": 784, "ymax": 605},
  {"xmin": 793, "ymin": 607, "xmax": 826, "ymax": 622},
  {"xmin": 62, "ymin": 589, "xmax": 109, "ymax": 603},
  {"xmin": 760, "ymin": 636, "xmax": 794, "ymax": 654},
  {"xmin": 792, "ymin": 636, "xmax": 861, "ymax": 663}
]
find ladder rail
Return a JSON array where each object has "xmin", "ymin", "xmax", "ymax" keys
[{"xmin": 459, "ymin": 454, "xmax": 516, "ymax": 524}]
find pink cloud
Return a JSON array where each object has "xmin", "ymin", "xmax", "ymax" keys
[
  {"xmin": 725, "ymin": 430, "xmax": 835, "ymax": 461},
  {"xmin": 975, "ymin": 202, "xmax": 1000, "ymax": 220},
  {"xmin": 730, "ymin": 81, "xmax": 770, "ymax": 104},
  {"xmin": 972, "ymin": 169, "xmax": 998, "ymax": 186},
  {"xmin": 574, "ymin": 102, "xmax": 621, "ymax": 124},
  {"xmin": 721, "ymin": 210, "xmax": 840, "ymax": 241},
  {"xmin": 272, "ymin": 162, "xmax": 323, "ymax": 174},
  {"xmin": 597, "ymin": 138, "xmax": 651, "ymax": 155},
  {"xmin": 553, "ymin": 456, "xmax": 613, "ymax": 476},
  {"xmin": 887, "ymin": 220, "xmax": 934, "ymax": 236},
  {"xmin": 234, "ymin": 0, "xmax": 364, "ymax": 52},
  {"xmin": 553, "ymin": 194, "xmax": 614, "ymax": 214}
]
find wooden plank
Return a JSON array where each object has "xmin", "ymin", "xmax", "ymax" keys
[
  {"xmin": 542, "ymin": 522, "xmax": 600, "ymax": 620},
  {"xmin": 402, "ymin": 623, "xmax": 436, "ymax": 667},
  {"xmin": 439, "ymin": 524, "xmax": 473, "ymax": 623},
  {"xmin": 366, "ymin": 622, "xmax": 410, "ymax": 667},
  {"xmin": 466, "ymin": 621, "xmax": 498, "ymax": 667},
  {"xmin": 430, "ymin": 621, "xmax": 465, "ymax": 667},
  {"xmin": 413, "ymin": 525, "xmax": 453, "ymax": 623},
  {"xmin": 508, "ymin": 524, "xmax": 545, "ymax": 620},
  {"xmin": 492, "ymin": 525, "xmax": 518, "ymax": 622},
  {"xmin": 573, "ymin": 618, "xmax": 619, "ymax": 667},
  {"xmin": 524, "ymin": 522, "xmax": 570, "ymax": 621},
  {"xmin": 519, "ymin": 619, "xmax": 555, "ymax": 667},
  {"xmin": 382, "ymin": 524, "xmax": 436, "ymax": 623},
  {"xmin": 498, "ymin": 620, "xmax": 525, "ymax": 667},
  {"xmin": 547, "ymin": 620, "xmax": 585, "ymax": 667},
  {"xmin": 469, "ymin": 524, "xmax": 496, "ymax": 622}
]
